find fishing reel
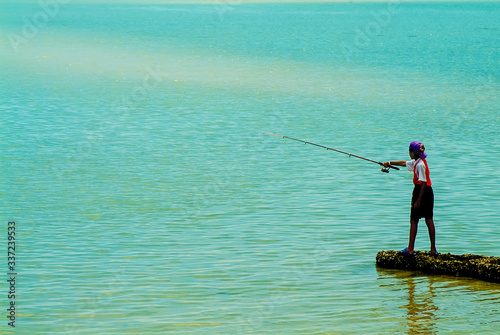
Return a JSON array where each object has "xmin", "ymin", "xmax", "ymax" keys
[{"xmin": 381, "ymin": 165, "xmax": 399, "ymax": 173}]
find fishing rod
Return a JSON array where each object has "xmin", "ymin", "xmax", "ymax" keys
[{"xmin": 263, "ymin": 132, "xmax": 399, "ymax": 173}]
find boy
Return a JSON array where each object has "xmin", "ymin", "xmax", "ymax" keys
[{"xmin": 383, "ymin": 142, "xmax": 437, "ymax": 256}]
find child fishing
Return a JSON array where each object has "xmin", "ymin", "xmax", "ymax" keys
[{"xmin": 383, "ymin": 142, "xmax": 437, "ymax": 256}]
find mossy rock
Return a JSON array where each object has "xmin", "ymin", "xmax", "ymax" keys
[{"xmin": 376, "ymin": 250, "xmax": 500, "ymax": 283}]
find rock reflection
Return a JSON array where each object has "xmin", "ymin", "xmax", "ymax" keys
[{"xmin": 401, "ymin": 276, "xmax": 438, "ymax": 335}]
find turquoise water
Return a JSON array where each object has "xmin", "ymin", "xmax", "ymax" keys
[{"xmin": 1, "ymin": 1, "xmax": 499, "ymax": 334}]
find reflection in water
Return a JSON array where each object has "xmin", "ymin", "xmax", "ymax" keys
[
  {"xmin": 378, "ymin": 268, "xmax": 500, "ymax": 334},
  {"xmin": 402, "ymin": 276, "xmax": 438, "ymax": 335},
  {"xmin": 376, "ymin": 269, "xmax": 440, "ymax": 334}
]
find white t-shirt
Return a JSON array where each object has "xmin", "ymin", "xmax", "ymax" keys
[{"xmin": 406, "ymin": 159, "xmax": 427, "ymax": 183}]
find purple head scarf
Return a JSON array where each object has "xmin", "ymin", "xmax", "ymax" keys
[{"xmin": 409, "ymin": 141, "xmax": 427, "ymax": 159}]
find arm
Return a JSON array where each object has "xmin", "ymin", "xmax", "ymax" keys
[
  {"xmin": 383, "ymin": 160, "xmax": 406, "ymax": 167},
  {"xmin": 413, "ymin": 183, "xmax": 426, "ymax": 210}
]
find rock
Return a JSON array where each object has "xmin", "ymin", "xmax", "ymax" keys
[{"xmin": 376, "ymin": 250, "xmax": 500, "ymax": 283}]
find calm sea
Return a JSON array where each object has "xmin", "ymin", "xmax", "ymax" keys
[{"xmin": 1, "ymin": 1, "xmax": 499, "ymax": 334}]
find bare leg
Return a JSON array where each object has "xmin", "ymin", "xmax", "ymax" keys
[
  {"xmin": 407, "ymin": 218, "xmax": 419, "ymax": 254},
  {"xmin": 425, "ymin": 218, "xmax": 436, "ymax": 253}
]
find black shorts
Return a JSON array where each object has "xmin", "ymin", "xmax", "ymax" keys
[{"xmin": 411, "ymin": 185, "xmax": 434, "ymax": 220}]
